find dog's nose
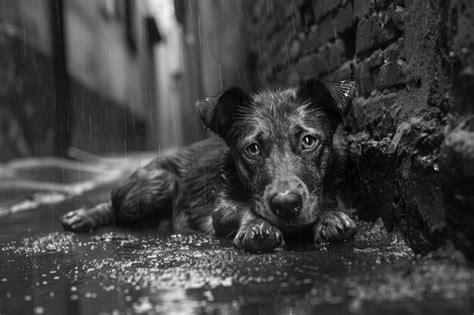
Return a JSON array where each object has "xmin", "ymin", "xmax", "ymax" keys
[{"xmin": 270, "ymin": 192, "xmax": 302, "ymax": 220}]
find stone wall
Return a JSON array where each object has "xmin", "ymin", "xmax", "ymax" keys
[{"xmin": 245, "ymin": 0, "xmax": 474, "ymax": 258}]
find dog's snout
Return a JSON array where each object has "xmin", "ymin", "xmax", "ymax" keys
[{"xmin": 270, "ymin": 192, "xmax": 302, "ymax": 220}]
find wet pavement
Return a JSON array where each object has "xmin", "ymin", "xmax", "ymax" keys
[{"xmin": 0, "ymin": 156, "xmax": 473, "ymax": 314}]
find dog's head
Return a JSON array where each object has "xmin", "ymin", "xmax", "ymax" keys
[{"xmin": 196, "ymin": 80, "xmax": 356, "ymax": 231}]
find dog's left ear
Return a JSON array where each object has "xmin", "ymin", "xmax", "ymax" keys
[
  {"xmin": 298, "ymin": 79, "xmax": 356, "ymax": 118},
  {"xmin": 195, "ymin": 87, "xmax": 251, "ymax": 138}
]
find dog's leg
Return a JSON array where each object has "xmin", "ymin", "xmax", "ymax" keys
[
  {"xmin": 61, "ymin": 202, "xmax": 113, "ymax": 232},
  {"xmin": 61, "ymin": 167, "xmax": 177, "ymax": 232},
  {"xmin": 111, "ymin": 168, "xmax": 176, "ymax": 225},
  {"xmin": 213, "ymin": 208, "xmax": 284, "ymax": 253},
  {"xmin": 313, "ymin": 211, "xmax": 357, "ymax": 245},
  {"xmin": 234, "ymin": 216, "xmax": 285, "ymax": 253}
]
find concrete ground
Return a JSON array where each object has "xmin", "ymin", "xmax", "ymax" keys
[{"xmin": 0, "ymin": 155, "xmax": 473, "ymax": 315}]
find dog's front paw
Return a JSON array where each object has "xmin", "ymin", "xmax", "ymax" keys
[
  {"xmin": 61, "ymin": 208, "xmax": 95, "ymax": 232},
  {"xmin": 314, "ymin": 211, "xmax": 357, "ymax": 245},
  {"xmin": 233, "ymin": 220, "xmax": 284, "ymax": 253}
]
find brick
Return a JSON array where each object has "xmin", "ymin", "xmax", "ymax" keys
[
  {"xmin": 384, "ymin": 38, "xmax": 405, "ymax": 60},
  {"xmin": 441, "ymin": 117, "xmax": 474, "ymax": 177},
  {"xmin": 355, "ymin": 39, "xmax": 406, "ymax": 95},
  {"xmin": 355, "ymin": 59, "xmax": 373, "ymax": 95},
  {"xmin": 288, "ymin": 39, "xmax": 301, "ymax": 60},
  {"xmin": 324, "ymin": 60, "xmax": 354, "ymax": 82},
  {"xmin": 258, "ymin": 22, "xmax": 296, "ymax": 66},
  {"xmin": 301, "ymin": 27, "xmax": 323, "ymax": 55},
  {"xmin": 317, "ymin": 18, "xmax": 337, "ymax": 44},
  {"xmin": 275, "ymin": 69, "xmax": 289, "ymax": 84},
  {"xmin": 300, "ymin": 4, "xmax": 354, "ymax": 56},
  {"xmin": 373, "ymin": 0, "xmax": 395, "ymax": 11},
  {"xmin": 313, "ymin": 0, "xmax": 341, "ymax": 21},
  {"xmin": 351, "ymin": 93, "xmax": 398, "ymax": 129},
  {"xmin": 335, "ymin": 3, "xmax": 354, "ymax": 33},
  {"xmin": 297, "ymin": 40, "xmax": 345, "ymax": 80},
  {"xmin": 387, "ymin": 4, "xmax": 407, "ymax": 31},
  {"xmin": 356, "ymin": 14, "xmax": 399, "ymax": 55},
  {"xmin": 353, "ymin": 0, "xmax": 371, "ymax": 21},
  {"xmin": 289, "ymin": 6, "xmax": 304, "ymax": 33},
  {"xmin": 282, "ymin": 0, "xmax": 306, "ymax": 19},
  {"xmin": 375, "ymin": 59, "xmax": 408, "ymax": 90},
  {"xmin": 286, "ymin": 69, "xmax": 300, "ymax": 86},
  {"xmin": 273, "ymin": 44, "xmax": 291, "ymax": 70}
]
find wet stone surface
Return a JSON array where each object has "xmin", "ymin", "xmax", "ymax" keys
[{"xmin": 0, "ymin": 189, "xmax": 473, "ymax": 314}]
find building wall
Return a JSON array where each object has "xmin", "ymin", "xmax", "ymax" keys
[
  {"xmin": 0, "ymin": 0, "xmax": 56, "ymax": 161},
  {"xmin": 66, "ymin": 0, "xmax": 157, "ymax": 154},
  {"xmin": 245, "ymin": 0, "xmax": 474, "ymax": 258},
  {"xmin": 149, "ymin": 0, "xmax": 186, "ymax": 149},
  {"xmin": 177, "ymin": 0, "xmax": 254, "ymax": 144},
  {"xmin": 0, "ymin": 0, "xmax": 179, "ymax": 160}
]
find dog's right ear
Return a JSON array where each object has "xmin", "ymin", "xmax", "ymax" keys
[
  {"xmin": 297, "ymin": 79, "xmax": 356, "ymax": 120},
  {"xmin": 195, "ymin": 87, "xmax": 251, "ymax": 138}
]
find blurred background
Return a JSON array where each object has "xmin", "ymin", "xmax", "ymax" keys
[{"xmin": 0, "ymin": 0, "xmax": 253, "ymax": 161}]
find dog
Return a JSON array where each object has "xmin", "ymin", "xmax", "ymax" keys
[{"xmin": 61, "ymin": 79, "xmax": 357, "ymax": 253}]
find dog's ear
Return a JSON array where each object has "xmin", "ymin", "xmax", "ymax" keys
[
  {"xmin": 297, "ymin": 79, "xmax": 356, "ymax": 119},
  {"xmin": 195, "ymin": 87, "xmax": 251, "ymax": 138}
]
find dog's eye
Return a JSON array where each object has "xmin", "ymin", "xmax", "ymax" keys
[
  {"xmin": 301, "ymin": 135, "xmax": 318, "ymax": 150},
  {"xmin": 245, "ymin": 143, "xmax": 260, "ymax": 156}
]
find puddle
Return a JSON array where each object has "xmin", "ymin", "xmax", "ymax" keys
[
  {"xmin": 0, "ymin": 161, "xmax": 472, "ymax": 314},
  {"xmin": 11, "ymin": 166, "xmax": 100, "ymax": 185},
  {"xmin": 0, "ymin": 200, "xmax": 472, "ymax": 315}
]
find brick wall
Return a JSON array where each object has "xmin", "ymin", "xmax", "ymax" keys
[{"xmin": 246, "ymin": 0, "xmax": 474, "ymax": 258}]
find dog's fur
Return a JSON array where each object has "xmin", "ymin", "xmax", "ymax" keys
[{"xmin": 61, "ymin": 80, "xmax": 357, "ymax": 253}]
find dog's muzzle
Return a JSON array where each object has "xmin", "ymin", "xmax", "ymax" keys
[{"xmin": 269, "ymin": 191, "xmax": 303, "ymax": 220}]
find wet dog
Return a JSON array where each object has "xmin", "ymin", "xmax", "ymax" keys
[{"xmin": 61, "ymin": 79, "xmax": 357, "ymax": 253}]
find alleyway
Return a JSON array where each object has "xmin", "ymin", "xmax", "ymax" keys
[
  {"xmin": 0, "ymin": 157, "xmax": 473, "ymax": 314},
  {"xmin": 1, "ymin": 0, "xmax": 474, "ymax": 314}
]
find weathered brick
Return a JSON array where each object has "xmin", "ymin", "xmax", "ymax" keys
[
  {"xmin": 312, "ymin": 0, "xmax": 341, "ymax": 21},
  {"xmin": 356, "ymin": 14, "xmax": 399, "ymax": 55},
  {"xmin": 384, "ymin": 38, "xmax": 405, "ymax": 60},
  {"xmin": 324, "ymin": 60, "xmax": 354, "ymax": 82},
  {"xmin": 289, "ymin": 6, "xmax": 304, "ymax": 33},
  {"xmin": 335, "ymin": 3, "xmax": 354, "ymax": 33},
  {"xmin": 282, "ymin": 0, "xmax": 306, "ymax": 19},
  {"xmin": 441, "ymin": 117, "xmax": 474, "ymax": 177},
  {"xmin": 258, "ymin": 22, "xmax": 296, "ymax": 66},
  {"xmin": 353, "ymin": 0, "xmax": 372, "ymax": 21},
  {"xmin": 389, "ymin": 4, "xmax": 408, "ymax": 31},
  {"xmin": 286, "ymin": 69, "xmax": 300, "ymax": 86},
  {"xmin": 288, "ymin": 39, "xmax": 301, "ymax": 60},
  {"xmin": 317, "ymin": 18, "xmax": 337, "ymax": 44},
  {"xmin": 351, "ymin": 93, "xmax": 398, "ymax": 130},
  {"xmin": 376, "ymin": 59, "xmax": 408, "ymax": 90},
  {"xmin": 301, "ymin": 27, "xmax": 323, "ymax": 55},
  {"xmin": 301, "ymin": 4, "xmax": 354, "ymax": 56},
  {"xmin": 355, "ymin": 39, "xmax": 406, "ymax": 95},
  {"xmin": 297, "ymin": 40, "xmax": 345, "ymax": 80},
  {"xmin": 373, "ymin": 0, "xmax": 393, "ymax": 11},
  {"xmin": 356, "ymin": 57, "xmax": 376, "ymax": 95}
]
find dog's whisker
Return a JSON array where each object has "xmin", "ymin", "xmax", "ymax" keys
[{"xmin": 225, "ymin": 226, "xmax": 240, "ymax": 239}]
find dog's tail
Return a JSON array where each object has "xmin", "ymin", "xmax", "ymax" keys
[{"xmin": 61, "ymin": 201, "xmax": 113, "ymax": 232}]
